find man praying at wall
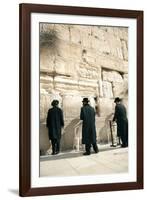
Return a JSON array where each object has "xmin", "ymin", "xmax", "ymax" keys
[
  {"xmin": 80, "ymin": 98, "xmax": 99, "ymax": 155},
  {"xmin": 46, "ymin": 100, "xmax": 64, "ymax": 155},
  {"xmin": 113, "ymin": 97, "xmax": 128, "ymax": 148}
]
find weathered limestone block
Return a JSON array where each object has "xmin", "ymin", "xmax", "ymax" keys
[
  {"xmin": 78, "ymin": 67, "xmax": 99, "ymax": 79},
  {"xmin": 40, "ymin": 91, "xmax": 62, "ymax": 123},
  {"xmin": 97, "ymin": 98, "xmax": 115, "ymax": 117},
  {"xmin": 66, "ymin": 59, "xmax": 78, "ymax": 78},
  {"xmin": 91, "ymin": 38, "xmax": 111, "ymax": 55},
  {"xmin": 58, "ymin": 40, "xmax": 82, "ymax": 61},
  {"xmin": 54, "ymin": 77, "xmax": 79, "ymax": 92},
  {"xmin": 69, "ymin": 44, "xmax": 82, "ymax": 59},
  {"xmin": 96, "ymin": 117, "xmax": 112, "ymax": 144},
  {"xmin": 54, "ymin": 56, "xmax": 67, "ymax": 75},
  {"xmin": 112, "ymin": 81, "xmax": 128, "ymax": 97},
  {"xmin": 62, "ymin": 94, "xmax": 82, "ymax": 118},
  {"xmin": 113, "ymin": 27, "xmax": 128, "ymax": 41},
  {"xmin": 82, "ymin": 54, "xmax": 96, "ymax": 65},
  {"xmin": 80, "ymin": 26, "xmax": 92, "ymax": 48},
  {"xmin": 40, "ymin": 48, "xmax": 55, "ymax": 71},
  {"xmin": 70, "ymin": 26, "xmax": 81, "ymax": 44},
  {"xmin": 78, "ymin": 80, "xmax": 99, "ymax": 95},
  {"xmin": 102, "ymin": 70, "xmax": 123, "ymax": 83},
  {"xmin": 121, "ymin": 40, "xmax": 128, "ymax": 60},
  {"xmin": 60, "ymin": 95, "xmax": 82, "ymax": 150},
  {"xmin": 116, "ymin": 46, "xmax": 124, "ymax": 60},
  {"xmin": 61, "ymin": 118, "xmax": 82, "ymax": 150},
  {"xmin": 102, "ymin": 81, "xmax": 113, "ymax": 98},
  {"xmin": 40, "ymin": 23, "xmax": 55, "ymax": 32},
  {"xmin": 39, "ymin": 123, "xmax": 50, "ymax": 153},
  {"xmin": 96, "ymin": 54, "xmax": 128, "ymax": 73},
  {"xmin": 98, "ymin": 80, "xmax": 103, "ymax": 97},
  {"xmin": 57, "ymin": 40, "xmax": 71, "ymax": 59},
  {"xmin": 119, "ymin": 28, "xmax": 128, "ymax": 41},
  {"xmin": 40, "ymin": 83, "xmax": 54, "ymax": 93},
  {"xmin": 40, "ymin": 75, "xmax": 54, "ymax": 93},
  {"xmin": 91, "ymin": 26, "xmax": 105, "ymax": 41},
  {"xmin": 123, "ymin": 73, "xmax": 128, "ymax": 81},
  {"xmin": 55, "ymin": 24, "xmax": 70, "ymax": 42},
  {"xmin": 107, "ymin": 36, "xmax": 123, "ymax": 59},
  {"xmin": 40, "ymin": 93, "xmax": 50, "ymax": 123}
]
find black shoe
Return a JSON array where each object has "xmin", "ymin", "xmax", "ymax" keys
[
  {"xmin": 121, "ymin": 144, "xmax": 127, "ymax": 148},
  {"xmin": 51, "ymin": 152, "xmax": 56, "ymax": 155},
  {"xmin": 83, "ymin": 152, "xmax": 91, "ymax": 156},
  {"xmin": 55, "ymin": 151, "xmax": 60, "ymax": 155},
  {"xmin": 95, "ymin": 149, "xmax": 99, "ymax": 153}
]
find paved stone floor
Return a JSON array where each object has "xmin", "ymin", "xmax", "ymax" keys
[{"xmin": 40, "ymin": 144, "xmax": 128, "ymax": 177}]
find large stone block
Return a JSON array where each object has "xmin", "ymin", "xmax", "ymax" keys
[
  {"xmin": 91, "ymin": 26, "xmax": 106, "ymax": 41},
  {"xmin": 97, "ymin": 98, "xmax": 115, "ymax": 117},
  {"xmin": 102, "ymin": 70, "xmax": 123, "ymax": 83},
  {"xmin": 39, "ymin": 123, "xmax": 51, "ymax": 154},
  {"xmin": 40, "ymin": 48, "xmax": 55, "ymax": 72},
  {"xmin": 121, "ymin": 40, "xmax": 128, "ymax": 61},
  {"xmin": 70, "ymin": 26, "xmax": 81, "ymax": 44},
  {"xmin": 40, "ymin": 91, "xmax": 62, "ymax": 123},
  {"xmin": 78, "ymin": 67, "xmax": 99, "ymax": 80},
  {"xmin": 55, "ymin": 24, "xmax": 70, "ymax": 42},
  {"xmin": 91, "ymin": 38, "xmax": 111, "ymax": 55},
  {"xmin": 96, "ymin": 54, "xmax": 128, "ymax": 73},
  {"xmin": 102, "ymin": 81, "xmax": 113, "ymax": 98},
  {"xmin": 79, "ymin": 26, "xmax": 92, "ymax": 48},
  {"xmin": 112, "ymin": 81, "xmax": 128, "ymax": 97},
  {"xmin": 62, "ymin": 94, "xmax": 82, "ymax": 119},
  {"xmin": 96, "ymin": 116, "xmax": 112, "ymax": 144}
]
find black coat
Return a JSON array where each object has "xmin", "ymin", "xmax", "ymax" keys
[
  {"xmin": 113, "ymin": 103, "xmax": 128, "ymax": 137},
  {"xmin": 46, "ymin": 106, "xmax": 64, "ymax": 140},
  {"xmin": 80, "ymin": 104, "xmax": 97, "ymax": 144}
]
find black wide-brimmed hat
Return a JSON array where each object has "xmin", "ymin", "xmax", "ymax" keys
[
  {"xmin": 82, "ymin": 98, "xmax": 89, "ymax": 103},
  {"xmin": 51, "ymin": 99, "xmax": 59, "ymax": 106},
  {"xmin": 114, "ymin": 97, "xmax": 121, "ymax": 103}
]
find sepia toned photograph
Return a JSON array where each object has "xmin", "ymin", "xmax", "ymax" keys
[
  {"xmin": 19, "ymin": 4, "xmax": 143, "ymax": 196},
  {"xmin": 39, "ymin": 23, "xmax": 129, "ymax": 177}
]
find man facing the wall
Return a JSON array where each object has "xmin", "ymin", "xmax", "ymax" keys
[
  {"xmin": 80, "ymin": 98, "xmax": 99, "ymax": 155},
  {"xmin": 113, "ymin": 97, "xmax": 128, "ymax": 148},
  {"xmin": 46, "ymin": 100, "xmax": 64, "ymax": 155}
]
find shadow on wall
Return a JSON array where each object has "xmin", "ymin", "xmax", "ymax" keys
[
  {"xmin": 61, "ymin": 118, "xmax": 81, "ymax": 151},
  {"xmin": 40, "ymin": 123, "xmax": 50, "ymax": 155},
  {"xmin": 98, "ymin": 113, "xmax": 114, "ymax": 144}
]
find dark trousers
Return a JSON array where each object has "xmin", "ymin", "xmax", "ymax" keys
[
  {"xmin": 51, "ymin": 139, "xmax": 60, "ymax": 153},
  {"xmin": 121, "ymin": 133, "xmax": 128, "ymax": 147},
  {"xmin": 85, "ymin": 143, "xmax": 98, "ymax": 153}
]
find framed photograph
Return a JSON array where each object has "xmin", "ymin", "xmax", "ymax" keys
[{"xmin": 19, "ymin": 3, "xmax": 143, "ymax": 196}]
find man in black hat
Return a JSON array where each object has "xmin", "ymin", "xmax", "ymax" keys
[
  {"xmin": 80, "ymin": 98, "xmax": 99, "ymax": 155},
  {"xmin": 113, "ymin": 97, "xmax": 128, "ymax": 147},
  {"xmin": 46, "ymin": 100, "xmax": 64, "ymax": 155}
]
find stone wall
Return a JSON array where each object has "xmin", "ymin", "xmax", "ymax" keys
[{"xmin": 39, "ymin": 24, "xmax": 128, "ymax": 153}]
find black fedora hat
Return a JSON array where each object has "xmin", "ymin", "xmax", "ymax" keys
[
  {"xmin": 51, "ymin": 99, "xmax": 59, "ymax": 106},
  {"xmin": 82, "ymin": 98, "xmax": 89, "ymax": 103},
  {"xmin": 114, "ymin": 97, "xmax": 121, "ymax": 103}
]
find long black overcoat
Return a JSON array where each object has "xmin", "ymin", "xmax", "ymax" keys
[
  {"xmin": 80, "ymin": 104, "xmax": 97, "ymax": 144},
  {"xmin": 46, "ymin": 106, "xmax": 64, "ymax": 140},
  {"xmin": 113, "ymin": 103, "xmax": 128, "ymax": 138}
]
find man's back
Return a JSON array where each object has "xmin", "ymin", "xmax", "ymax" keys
[
  {"xmin": 80, "ymin": 104, "xmax": 95, "ymax": 124},
  {"xmin": 115, "ymin": 103, "xmax": 127, "ymax": 121},
  {"xmin": 47, "ymin": 106, "xmax": 64, "ymax": 129}
]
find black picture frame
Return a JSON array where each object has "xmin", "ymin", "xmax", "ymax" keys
[{"xmin": 19, "ymin": 3, "xmax": 143, "ymax": 197}]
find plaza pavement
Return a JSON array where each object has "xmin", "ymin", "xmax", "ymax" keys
[{"xmin": 40, "ymin": 144, "xmax": 128, "ymax": 177}]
